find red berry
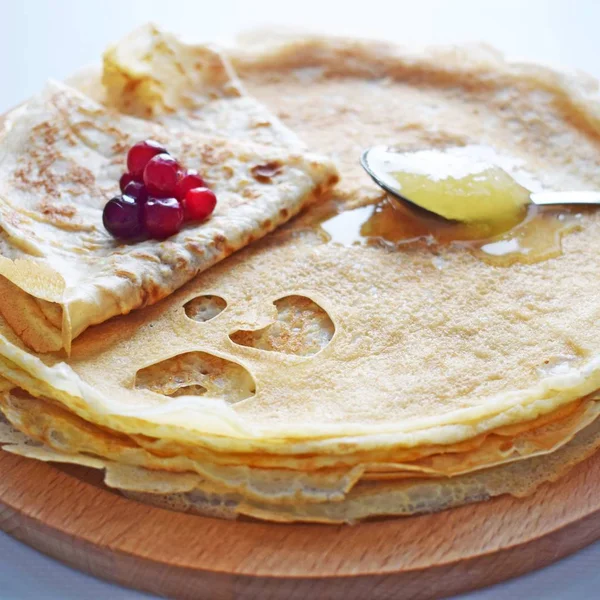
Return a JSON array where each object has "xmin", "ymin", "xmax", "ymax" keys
[
  {"xmin": 174, "ymin": 169, "xmax": 206, "ymax": 201},
  {"xmin": 119, "ymin": 172, "xmax": 138, "ymax": 192},
  {"xmin": 123, "ymin": 181, "xmax": 149, "ymax": 204},
  {"xmin": 144, "ymin": 197, "xmax": 184, "ymax": 239},
  {"xmin": 143, "ymin": 154, "xmax": 181, "ymax": 197},
  {"xmin": 127, "ymin": 140, "xmax": 168, "ymax": 179},
  {"xmin": 103, "ymin": 195, "xmax": 143, "ymax": 239},
  {"xmin": 183, "ymin": 187, "xmax": 217, "ymax": 222}
]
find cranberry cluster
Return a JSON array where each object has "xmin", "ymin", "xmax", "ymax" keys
[{"xmin": 103, "ymin": 140, "xmax": 217, "ymax": 240}]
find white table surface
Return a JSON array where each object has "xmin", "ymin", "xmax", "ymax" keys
[{"xmin": 1, "ymin": 0, "xmax": 600, "ymax": 597}]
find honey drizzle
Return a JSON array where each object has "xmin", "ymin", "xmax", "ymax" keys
[{"xmin": 318, "ymin": 197, "xmax": 585, "ymax": 266}]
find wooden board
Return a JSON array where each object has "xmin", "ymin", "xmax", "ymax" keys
[{"xmin": 1, "ymin": 448, "xmax": 600, "ymax": 600}]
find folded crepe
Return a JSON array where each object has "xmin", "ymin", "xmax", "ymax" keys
[{"xmin": 0, "ymin": 81, "xmax": 337, "ymax": 353}]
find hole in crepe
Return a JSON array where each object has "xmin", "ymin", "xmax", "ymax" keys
[
  {"xmin": 229, "ymin": 295, "xmax": 334, "ymax": 357},
  {"xmin": 184, "ymin": 295, "xmax": 227, "ymax": 323},
  {"xmin": 135, "ymin": 351, "xmax": 255, "ymax": 404}
]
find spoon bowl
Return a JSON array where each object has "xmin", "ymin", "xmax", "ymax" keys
[{"xmin": 361, "ymin": 146, "xmax": 600, "ymax": 222}]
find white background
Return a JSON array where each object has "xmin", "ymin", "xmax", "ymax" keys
[{"xmin": 1, "ymin": 0, "xmax": 600, "ymax": 598}]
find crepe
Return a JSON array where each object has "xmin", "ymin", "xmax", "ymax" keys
[
  {"xmin": 2, "ymin": 29, "xmax": 600, "ymax": 523},
  {"xmin": 0, "ymin": 81, "xmax": 337, "ymax": 353}
]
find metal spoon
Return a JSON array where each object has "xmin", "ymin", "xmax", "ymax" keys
[{"xmin": 361, "ymin": 146, "xmax": 600, "ymax": 220}]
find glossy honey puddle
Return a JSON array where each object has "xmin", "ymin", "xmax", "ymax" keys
[{"xmin": 319, "ymin": 197, "xmax": 585, "ymax": 266}]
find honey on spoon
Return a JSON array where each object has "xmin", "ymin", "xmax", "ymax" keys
[{"xmin": 360, "ymin": 145, "xmax": 600, "ymax": 222}]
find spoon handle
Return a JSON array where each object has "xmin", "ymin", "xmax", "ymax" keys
[{"xmin": 530, "ymin": 191, "xmax": 600, "ymax": 206}]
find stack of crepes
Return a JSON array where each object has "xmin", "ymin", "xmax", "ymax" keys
[{"xmin": 2, "ymin": 24, "xmax": 600, "ymax": 523}]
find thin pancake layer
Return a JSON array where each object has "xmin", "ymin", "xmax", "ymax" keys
[
  {"xmin": 232, "ymin": 35, "xmax": 600, "ymax": 200},
  {"xmin": 0, "ymin": 390, "xmax": 363, "ymax": 504},
  {"xmin": 234, "ymin": 413, "xmax": 600, "ymax": 523},
  {"xmin": 1, "ymin": 208, "xmax": 600, "ymax": 454},
  {"xmin": 3, "ymin": 406, "xmax": 600, "ymax": 523},
  {"xmin": 1, "ymin": 386, "xmax": 598, "ymax": 501}
]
